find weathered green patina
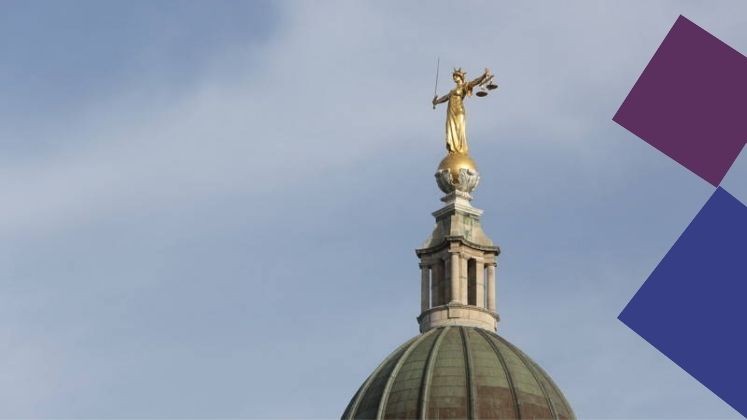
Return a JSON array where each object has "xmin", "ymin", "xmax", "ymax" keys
[{"xmin": 342, "ymin": 326, "xmax": 575, "ymax": 420}]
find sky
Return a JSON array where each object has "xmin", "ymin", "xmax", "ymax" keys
[{"xmin": 1, "ymin": 1, "xmax": 746, "ymax": 418}]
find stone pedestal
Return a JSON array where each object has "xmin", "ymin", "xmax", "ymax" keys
[
  {"xmin": 416, "ymin": 161, "xmax": 501, "ymax": 332},
  {"xmin": 416, "ymin": 303, "xmax": 499, "ymax": 333}
]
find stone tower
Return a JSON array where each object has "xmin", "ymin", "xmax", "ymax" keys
[
  {"xmin": 417, "ymin": 152, "xmax": 500, "ymax": 333},
  {"xmin": 342, "ymin": 78, "xmax": 575, "ymax": 417}
]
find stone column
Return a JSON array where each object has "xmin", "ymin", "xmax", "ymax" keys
[
  {"xmin": 431, "ymin": 262, "xmax": 441, "ymax": 306},
  {"xmin": 450, "ymin": 252, "xmax": 460, "ymax": 303},
  {"xmin": 420, "ymin": 264, "xmax": 430, "ymax": 312},
  {"xmin": 475, "ymin": 260, "xmax": 485, "ymax": 308},
  {"xmin": 487, "ymin": 263, "xmax": 496, "ymax": 312},
  {"xmin": 460, "ymin": 256, "xmax": 469, "ymax": 304}
]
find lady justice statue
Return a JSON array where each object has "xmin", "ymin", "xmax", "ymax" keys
[
  {"xmin": 431, "ymin": 66, "xmax": 497, "ymax": 196},
  {"xmin": 432, "ymin": 67, "xmax": 495, "ymax": 154}
]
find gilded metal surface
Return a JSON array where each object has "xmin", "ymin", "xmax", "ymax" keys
[
  {"xmin": 438, "ymin": 152, "xmax": 477, "ymax": 173},
  {"xmin": 437, "ymin": 152, "xmax": 478, "ymax": 187},
  {"xmin": 432, "ymin": 67, "xmax": 496, "ymax": 155}
]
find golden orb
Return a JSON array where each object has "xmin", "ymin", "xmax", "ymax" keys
[{"xmin": 438, "ymin": 152, "xmax": 478, "ymax": 183}]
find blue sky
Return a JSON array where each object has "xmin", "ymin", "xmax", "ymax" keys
[{"xmin": 1, "ymin": 1, "xmax": 745, "ymax": 418}]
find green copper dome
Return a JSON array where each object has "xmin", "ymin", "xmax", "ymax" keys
[{"xmin": 342, "ymin": 326, "xmax": 574, "ymax": 419}]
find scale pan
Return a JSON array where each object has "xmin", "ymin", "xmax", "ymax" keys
[
  {"xmin": 476, "ymin": 91, "xmax": 488, "ymax": 97},
  {"xmin": 486, "ymin": 83, "xmax": 498, "ymax": 90}
]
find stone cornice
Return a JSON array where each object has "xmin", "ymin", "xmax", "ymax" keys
[{"xmin": 416, "ymin": 236, "xmax": 500, "ymax": 256}]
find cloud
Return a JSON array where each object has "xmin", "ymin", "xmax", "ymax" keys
[
  {"xmin": 3, "ymin": 1, "xmax": 745, "ymax": 236},
  {"xmin": 1, "ymin": 1, "xmax": 745, "ymax": 417}
]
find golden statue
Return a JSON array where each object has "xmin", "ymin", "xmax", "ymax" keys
[{"xmin": 432, "ymin": 67, "xmax": 496, "ymax": 155}]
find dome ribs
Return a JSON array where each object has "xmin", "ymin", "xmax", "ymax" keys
[
  {"xmin": 344, "ymin": 336, "xmax": 419, "ymax": 419},
  {"xmin": 516, "ymin": 353, "xmax": 575, "ymax": 419},
  {"xmin": 475, "ymin": 328, "xmax": 522, "ymax": 419},
  {"xmin": 417, "ymin": 326, "xmax": 450, "ymax": 420},
  {"xmin": 459, "ymin": 327, "xmax": 478, "ymax": 419},
  {"xmin": 497, "ymin": 336, "xmax": 559, "ymax": 419},
  {"xmin": 425, "ymin": 328, "xmax": 471, "ymax": 418},
  {"xmin": 342, "ymin": 327, "xmax": 575, "ymax": 419},
  {"xmin": 376, "ymin": 329, "xmax": 436, "ymax": 420}
]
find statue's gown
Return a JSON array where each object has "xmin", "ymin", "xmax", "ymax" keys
[{"xmin": 446, "ymin": 86, "xmax": 469, "ymax": 154}]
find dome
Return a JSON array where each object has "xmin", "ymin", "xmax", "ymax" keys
[{"xmin": 342, "ymin": 326, "xmax": 574, "ymax": 419}]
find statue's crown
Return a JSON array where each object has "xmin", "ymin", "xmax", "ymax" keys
[{"xmin": 452, "ymin": 67, "xmax": 466, "ymax": 79}]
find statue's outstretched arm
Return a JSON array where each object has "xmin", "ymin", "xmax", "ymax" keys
[
  {"xmin": 467, "ymin": 68, "xmax": 492, "ymax": 90},
  {"xmin": 432, "ymin": 92, "xmax": 450, "ymax": 108}
]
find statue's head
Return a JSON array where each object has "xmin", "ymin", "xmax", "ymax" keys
[{"xmin": 452, "ymin": 68, "xmax": 466, "ymax": 84}]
